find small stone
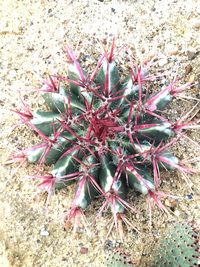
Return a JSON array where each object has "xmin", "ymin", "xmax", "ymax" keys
[
  {"xmin": 135, "ymin": 213, "xmax": 140, "ymax": 219},
  {"xmin": 186, "ymin": 193, "xmax": 193, "ymax": 200},
  {"xmin": 189, "ymin": 74, "xmax": 195, "ymax": 83},
  {"xmin": 185, "ymin": 64, "xmax": 193, "ymax": 75},
  {"xmin": 168, "ymin": 50, "xmax": 179, "ymax": 56},
  {"xmin": 164, "ymin": 199, "xmax": 171, "ymax": 207},
  {"xmin": 164, "ymin": 199, "xmax": 178, "ymax": 210},
  {"xmin": 165, "ymin": 44, "xmax": 179, "ymax": 56},
  {"xmin": 3, "ymin": 140, "xmax": 9, "ymax": 146},
  {"xmin": 104, "ymin": 240, "xmax": 113, "ymax": 250},
  {"xmin": 158, "ymin": 57, "xmax": 168, "ymax": 67},
  {"xmin": 187, "ymin": 50, "xmax": 196, "ymax": 60},
  {"xmin": 80, "ymin": 247, "xmax": 88, "ymax": 254},
  {"xmin": 192, "ymin": 19, "xmax": 200, "ymax": 29},
  {"xmin": 40, "ymin": 229, "xmax": 49, "ymax": 236},
  {"xmin": 174, "ymin": 210, "xmax": 180, "ymax": 217}
]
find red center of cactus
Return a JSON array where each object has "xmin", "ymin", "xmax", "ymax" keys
[{"xmin": 84, "ymin": 108, "xmax": 119, "ymax": 142}]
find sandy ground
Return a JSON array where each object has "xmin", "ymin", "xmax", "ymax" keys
[{"xmin": 0, "ymin": 0, "xmax": 200, "ymax": 266}]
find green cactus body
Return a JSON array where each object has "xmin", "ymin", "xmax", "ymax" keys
[
  {"xmin": 96, "ymin": 60, "xmax": 120, "ymax": 94},
  {"xmin": 30, "ymin": 111, "xmax": 61, "ymax": 136},
  {"xmin": 42, "ymin": 90, "xmax": 68, "ymax": 113},
  {"xmin": 73, "ymin": 154, "xmax": 100, "ymax": 209},
  {"xmin": 51, "ymin": 149, "xmax": 81, "ymax": 189},
  {"xmin": 73, "ymin": 176, "xmax": 97, "ymax": 209},
  {"xmin": 99, "ymin": 154, "xmax": 126, "ymax": 214},
  {"xmin": 119, "ymin": 77, "xmax": 139, "ymax": 104},
  {"xmin": 136, "ymin": 122, "xmax": 174, "ymax": 140},
  {"xmin": 27, "ymin": 145, "xmax": 46, "ymax": 164},
  {"xmin": 99, "ymin": 155, "xmax": 117, "ymax": 193},
  {"xmin": 157, "ymin": 151, "xmax": 179, "ymax": 170},
  {"xmin": 145, "ymin": 86, "xmax": 173, "ymax": 111},
  {"xmin": 43, "ymin": 88, "xmax": 86, "ymax": 113},
  {"xmin": 27, "ymin": 132, "xmax": 75, "ymax": 164},
  {"xmin": 127, "ymin": 166, "xmax": 155, "ymax": 194}
]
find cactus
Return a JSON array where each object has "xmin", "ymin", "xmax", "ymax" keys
[
  {"xmin": 151, "ymin": 221, "xmax": 200, "ymax": 267},
  {"xmin": 12, "ymin": 39, "xmax": 198, "ymax": 234},
  {"xmin": 104, "ymin": 222, "xmax": 199, "ymax": 267},
  {"xmin": 105, "ymin": 248, "xmax": 135, "ymax": 267}
]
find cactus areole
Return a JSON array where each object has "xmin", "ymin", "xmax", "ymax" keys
[{"xmin": 13, "ymin": 39, "xmax": 196, "ymax": 233}]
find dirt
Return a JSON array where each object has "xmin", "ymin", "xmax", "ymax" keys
[{"xmin": 0, "ymin": 0, "xmax": 200, "ymax": 266}]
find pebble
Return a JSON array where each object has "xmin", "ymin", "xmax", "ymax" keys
[
  {"xmin": 192, "ymin": 19, "xmax": 200, "ymax": 29},
  {"xmin": 104, "ymin": 240, "xmax": 113, "ymax": 250},
  {"xmin": 158, "ymin": 57, "xmax": 168, "ymax": 67},
  {"xmin": 187, "ymin": 50, "xmax": 197, "ymax": 60},
  {"xmin": 3, "ymin": 140, "xmax": 9, "ymax": 146},
  {"xmin": 80, "ymin": 247, "xmax": 88, "ymax": 254},
  {"xmin": 185, "ymin": 64, "xmax": 193, "ymax": 75},
  {"xmin": 40, "ymin": 229, "xmax": 49, "ymax": 236},
  {"xmin": 173, "ymin": 210, "xmax": 180, "ymax": 217},
  {"xmin": 164, "ymin": 199, "xmax": 178, "ymax": 210},
  {"xmin": 188, "ymin": 74, "xmax": 195, "ymax": 83},
  {"xmin": 186, "ymin": 193, "xmax": 193, "ymax": 200},
  {"xmin": 164, "ymin": 199, "xmax": 170, "ymax": 207},
  {"xmin": 165, "ymin": 44, "xmax": 179, "ymax": 56},
  {"xmin": 168, "ymin": 49, "xmax": 179, "ymax": 56}
]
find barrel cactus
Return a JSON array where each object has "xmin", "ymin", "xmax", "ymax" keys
[{"xmin": 12, "ymin": 39, "xmax": 197, "ymax": 234}]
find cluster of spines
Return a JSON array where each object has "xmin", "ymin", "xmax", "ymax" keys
[{"xmin": 12, "ymin": 39, "xmax": 198, "ymax": 234}]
